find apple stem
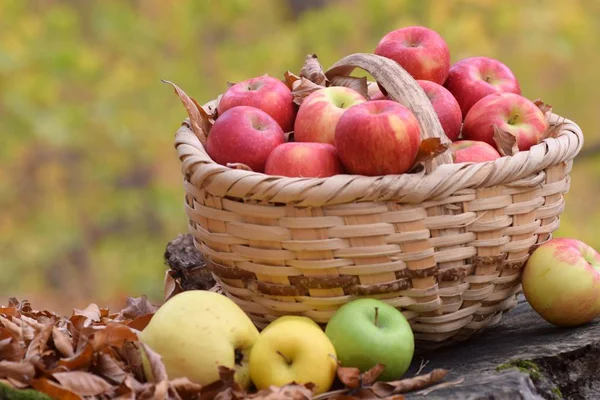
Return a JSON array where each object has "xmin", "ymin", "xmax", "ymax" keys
[
  {"xmin": 508, "ymin": 113, "xmax": 520, "ymax": 125},
  {"xmin": 374, "ymin": 307, "xmax": 379, "ymax": 328},
  {"xmin": 276, "ymin": 350, "xmax": 292, "ymax": 365},
  {"xmin": 484, "ymin": 75, "xmax": 491, "ymax": 83}
]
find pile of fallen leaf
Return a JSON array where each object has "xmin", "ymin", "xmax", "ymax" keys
[{"xmin": 0, "ymin": 296, "xmax": 455, "ymax": 399}]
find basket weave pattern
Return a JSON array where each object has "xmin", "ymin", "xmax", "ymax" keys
[{"xmin": 174, "ymin": 54, "xmax": 584, "ymax": 348}]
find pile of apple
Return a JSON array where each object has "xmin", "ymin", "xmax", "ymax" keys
[
  {"xmin": 204, "ymin": 25, "xmax": 553, "ymax": 178},
  {"xmin": 139, "ymin": 290, "xmax": 415, "ymax": 395}
]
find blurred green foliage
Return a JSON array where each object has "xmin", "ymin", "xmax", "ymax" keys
[{"xmin": 1, "ymin": 0, "xmax": 599, "ymax": 312}]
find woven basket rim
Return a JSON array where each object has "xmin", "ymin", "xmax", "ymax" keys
[{"xmin": 175, "ymin": 112, "xmax": 583, "ymax": 207}]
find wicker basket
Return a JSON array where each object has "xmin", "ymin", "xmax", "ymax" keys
[{"xmin": 173, "ymin": 53, "xmax": 583, "ymax": 348}]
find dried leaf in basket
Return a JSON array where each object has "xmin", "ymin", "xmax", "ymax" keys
[
  {"xmin": 329, "ymin": 76, "xmax": 369, "ymax": 99},
  {"xmin": 492, "ymin": 125, "xmax": 520, "ymax": 156},
  {"xmin": 284, "ymin": 71, "xmax": 301, "ymax": 90},
  {"xmin": 300, "ymin": 54, "xmax": 329, "ymax": 86},
  {"xmin": 370, "ymin": 368, "xmax": 449, "ymax": 396},
  {"xmin": 291, "ymin": 77, "xmax": 325, "ymax": 105},
  {"xmin": 226, "ymin": 162, "xmax": 254, "ymax": 171},
  {"xmin": 534, "ymin": 99, "xmax": 566, "ymax": 140},
  {"xmin": 409, "ymin": 138, "xmax": 449, "ymax": 172},
  {"xmin": 162, "ymin": 79, "xmax": 213, "ymax": 146}
]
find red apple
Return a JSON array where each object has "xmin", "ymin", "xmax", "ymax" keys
[
  {"xmin": 417, "ymin": 80, "xmax": 462, "ymax": 141},
  {"xmin": 264, "ymin": 142, "xmax": 344, "ymax": 178},
  {"xmin": 218, "ymin": 75, "xmax": 295, "ymax": 133},
  {"xmin": 334, "ymin": 100, "xmax": 421, "ymax": 176},
  {"xmin": 462, "ymin": 93, "xmax": 547, "ymax": 152},
  {"xmin": 450, "ymin": 140, "xmax": 501, "ymax": 163},
  {"xmin": 522, "ymin": 238, "xmax": 600, "ymax": 327},
  {"xmin": 206, "ymin": 106, "xmax": 284, "ymax": 172},
  {"xmin": 294, "ymin": 87, "xmax": 366, "ymax": 145},
  {"xmin": 443, "ymin": 56, "xmax": 521, "ymax": 118},
  {"xmin": 374, "ymin": 26, "xmax": 451, "ymax": 85}
]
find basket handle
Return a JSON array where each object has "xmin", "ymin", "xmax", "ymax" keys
[{"xmin": 325, "ymin": 53, "xmax": 454, "ymax": 170}]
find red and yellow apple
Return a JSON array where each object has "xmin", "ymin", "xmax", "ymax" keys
[
  {"xmin": 417, "ymin": 79, "xmax": 462, "ymax": 141},
  {"xmin": 462, "ymin": 92, "xmax": 547, "ymax": 152},
  {"xmin": 334, "ymin": 100, "xmax": 421, "ymax": 176},
  {"xmin": 443, "ymin": 56, "xmax": 521, "ymax": 118},
  {"xmin": 264, "ymin": 142, "xmax": 344, "ymax": 178},
  {"xmin": 374, "ymin": 26, "xmax": 451, "ymax": 85},
  {"xmin": 522, "ymin": 238, "xmax": 600, "ymax": 327},
  {"xmin": 218, "ymin": 75, "xmax": 296, "ymax": 132},
  {"xmin": 451, "ymin": 140, "xmax": 501, "ymax": 163},
  {"xmin": 294, "ymin": 86, "xmax": 366, "ymax": 145},
  {"xmin": 206, "ymin": 106, "xmax": 284, "ymax": 172}
]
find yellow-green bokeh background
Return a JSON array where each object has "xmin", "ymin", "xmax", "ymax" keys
[{"xmin": 1, "ymin": 0, "xmax": 599, "ymax": 314}]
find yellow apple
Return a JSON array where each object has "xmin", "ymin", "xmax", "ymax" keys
[
  {"xmin": 261, "ymin": 315, "xmax": 320, "ymax": 333},
  {"xmin": 138, "ymin": 290, "xmax": 259, "ymax": 388},
  {"xmin": 249, "ymin": 319, "xmax": 337, "ymax": 395}
]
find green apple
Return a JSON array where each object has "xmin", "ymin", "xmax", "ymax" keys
[
  {"xmin": 138, "ymin": 290, "xmax": 259, "ymax": 388},
  {"xmin": 325, "ymin": 298, "xmax": 414, "ymax": 381},
  {"xmin": 522, "ymin": 237, "xmax": 600, "ymax": 327},
  {"xmin": 249, "ymin": 319, "xmax": 337, "ymax": 395}
]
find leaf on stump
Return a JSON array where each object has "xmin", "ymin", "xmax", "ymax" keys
[
  {"xmin": 284, "ymin": 71, "xmax": 301, "ymax": 90},
  {"xmin": 226, "ymin": 163, "xmax": 253, "ymax": 171},
  {"xmin": 163, "ymin": 270, "xmax": 183, "ymax": 303},
  {"xmin": 0, "ymin": 360, "xmax": 35, "ymax": 383},
  {"xmin": 139, "ymin": 342, "xmax": 168, "ymax": 383},
  {"xmin": 329, "ymin": 76, "xmax": 369, "ymax": 99},
  {"xmin": 30, "ymin": 377, "xmax": 83, "ymax": 400},
  {"xmin": 492, "ymin": 125, "xmax": 520, "ymax": 157},
  {"xmin": 162, "ymin": 80, "xmax": 212, "ymax": 146},
  {"xmin": 115, "ymin": 296, "xmax": 158, "ymax": 321},
  {"xmin": 52, "ymin": 327, "xmax": 74, "ymax": 358},
  {"xmin": 299, "ymin": 54, "xmax": 328, "ymax": 86},
  {"xmin": 370, "ymin": 368, "xmax": 449, "ymax": 396},
  {"xmin": 52, "ymin": 371, "xmax": 114, "ymax": 397},
  {"xmin": 291, "ymin": 78, "xmax": 324, "ymax": 105}
]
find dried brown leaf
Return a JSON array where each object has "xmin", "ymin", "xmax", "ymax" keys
[
  {"xmin": 58, "ymin": 339, "xmax": 94, "ymax": 371},
  {"xmin": 89, "ymin": 323, "xmax": 138, "ymax": 351},
  {"xmin": 117, "ymin": 341, "xmax": 145, "ymax": 382},
  {"xmin": 95, "ymin": 351, "xmax": 129, "ymax": 384},
  {"xmin": 0, "ymin": 360, "xmax": 35, "ymax": 383},
  {"xmin": 371, "ymin": 368, "xmax": 449, "ymax": 396},
  {"xmin": 409, "ymin": 138, "xmax": 449, "ymax": 173},
  {"xmin": 52, "ymin": 327, "xmax": 74, "ymax": 358},
  {"xmin": 30, "ymin": 377, "xmax": 83, "ymax": 400},
  {"xmin": 0, "ymin": 307, "xmax": 19, "ymax": 317},
  {"xmin": 361, "ymin": 363, "xmax": 386, "ymax": 386},
  {"xmin": 7, "ymin": 376, "xmax": 31, "ymax": 389},
  {"xmin": 53, "ymin": 371, "xmax": 114, "ymax": 396},
  {"xmin": 329, "ymin": 76, "xmax": 369, "ymax": 99},
  {"xmin": 10, "ymin": 299, "xmax": 32, "ymax": 314},
  {"xmin": 249, "ymin": 383, "xmax": 316, "ymax": 399},
  {"xmin": 0, "ymin": 316, "xmax": 24, "ymax": 340},
  {"xmin": 336, "ymin": 365, "xmax": 361, "ymax": 389},
  {"xmin": 533, "ymin": 99, "xmax": 553, "ymax": 117},
  {"xmin": 139, "ymin": 342, "xmax": 168, "ymax": 383},
  {"xmin": 126, "ymin": 314, "xmax": 154, "ymax": 332},
  {"xmin": 164, "ymin": 270, "xmax": 183, "ymax": 303},
  {"xmin": 417, "ymin": 377, "xmax": 464, "ymax": 395},
  {"xmin": 492, "ymin": 125, "xmax": 519, "ymax": 157},
  {"xmin": 199, "ymin": 366, "xmax": 245, "ymax": 400},
  {"xmin": 226, "ymin": 162, "xmax": 254, "ymax": 171},
  {"xmin": 300, "ymin": 54, "xmax": 328, "ymax": 86},
  {"xmin": 24, "ymin": 322, "xmax": 53, "ymax": 362},
  {"xmin": 162, "ymin": 80, "xmax": 211, "ymax": 145},
  {"xmin": 284, "ymin": 71, "xmax": 301, "ymax": 90},
  {"xmin": 291, "ymin": 78, "xmax": 324, "ymax": 105},
  {"xmin": 120, "ymin": 374, "xmax": 150, "ymax": 395},
  {"xmin": 0, "ymin": 329, "xmax": 25, "ymax": 361},
  {"xmin": 73, "ymin": 303, "xmax": 101, "ymax": 326},
  {"xmin": 169, "ymin": 377, "xmax": 204, "ymax": 398}
]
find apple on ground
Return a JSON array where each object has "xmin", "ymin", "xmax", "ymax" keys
[
  {"xmin": 451, "ymin": 140, "xmax": 501, "ymax": 163},
  {"xmin": 264, "ymin": 142, "xmax": 344, "ymax": 178},
  {"xmin": 334, "ymin": 100, "xmax": 422, "ymax": 176},
  {"xmin": 522, "ymin": 238, "xmax": 600, "ymax": 327},
  {"xmin": 417, "ymin": 80, "xmax": 462, "ymax": 141},
  {"xmin": 249, "ymin": 318, "xmax": 337, "ymax": 395},
  {"xmin": 374, "ymin": 26, "xmax": 451, "ymax": 85},
  {"xmin": 443, "ymin": 56, "xmax": 521, "ymax": 118},
  {"xmin": 294, "ymin": 86, "xmax": 366, "ymax": 145},
  {"xmin": 206, "ymin": 106, "xmax": 285, "ymax": 172},
  {"xmin": 325, "ymin": 298, "xmax": 415, "ymax": 382},
  {"xmin": 139, "ymin": 290, "xmax": 259, "ymax": 388},
  {"xmin": 461, "ymin": 92, "xmax": 548, "ymax": 152},
  {"xmin": 217, "ymin": 75, "xmax": 296, "ymax": 132}
]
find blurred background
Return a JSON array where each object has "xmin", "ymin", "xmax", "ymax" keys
[{"xmin": 1, "ymin": 0, "xmax": 599, "ymax": 315}]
